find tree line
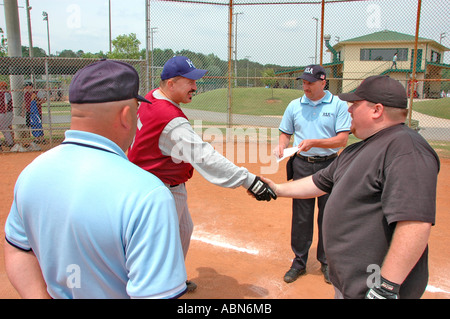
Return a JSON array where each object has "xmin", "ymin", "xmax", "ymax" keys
[{"xmin": 1, "ymin": 33, "xmax": 297, "ymax": 88}]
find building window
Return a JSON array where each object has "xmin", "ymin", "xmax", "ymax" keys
[
  {"xmin": 430, "ymin": 50, "xmax": 441, "ymax": 63},
  {"xmin": 360, "ymin": 48, "xmax": 408, "ymax": 61}
]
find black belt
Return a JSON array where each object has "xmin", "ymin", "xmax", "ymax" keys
[{"xmin": 296, "ymin": 153, "xmax": 337, "ymax": 163}]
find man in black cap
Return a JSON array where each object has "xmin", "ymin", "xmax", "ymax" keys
[
  {"xmin": 273, "ymin": 64, "xmax": 351, "ymax": 284},
  {"xmin": 4, "ymin": 59, "xmax": 188, "ymax": 299},
  {"xmin": 263, "ymin": 75, "xmax": 440, "ymax": 299}
]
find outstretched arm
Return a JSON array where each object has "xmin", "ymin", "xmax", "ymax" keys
[{"xmin": 261, "ymin": 175, "xmax": 326, "ymax": 199}]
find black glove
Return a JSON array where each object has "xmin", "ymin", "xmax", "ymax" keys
[
  {"xmin": 248, "ymin": 177, "xmax": 277, "ymax": 201},
  {"xmin": 365, "ymin": 276, "xmax": 400, "ymax": 299}
]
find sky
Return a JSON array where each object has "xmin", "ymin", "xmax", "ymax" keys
[{"xmin": 0, "ymin": 0, "xmax": 449, "ymax": 66}]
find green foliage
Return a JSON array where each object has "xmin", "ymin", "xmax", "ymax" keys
[
  {"xmin": 108, "ymin": 33, "xmax": 141, "ymax": 60},
  {"xmin": 261, "ymin": 68, "xmax": 276, "ymax": 87},
  {"xmin": 21, "ymin": 46, "xmax": 47, "ymax": 57}
]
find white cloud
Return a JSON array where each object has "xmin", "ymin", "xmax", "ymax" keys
[{"xmin": 282, "ymin": 19, "xmax": 298, "ymax": 30}]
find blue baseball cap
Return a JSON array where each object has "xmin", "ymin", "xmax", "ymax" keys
[
  {"xmin": 296, "ymin": 64, "xmax": 326, "ymax": 82},
  {"xmin": 69, "ymin": 59, "xmax": 151, "ymax": 104},
  {"xmin": 160, "ymin": 56, "xmax": 208, "ymax": 80}
]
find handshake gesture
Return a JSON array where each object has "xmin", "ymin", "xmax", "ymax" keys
[{"xmin": 248, "ymin": 176, "xmax": 277, "ymax": 201}]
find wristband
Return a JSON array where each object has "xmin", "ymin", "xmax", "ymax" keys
[{"xmin": 366, "ymin": 276, "xmax": 400, "ymax": 299}]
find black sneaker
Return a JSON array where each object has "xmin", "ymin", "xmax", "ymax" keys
[{"xmin": 283, "ymin": 268, "xmax": 306, "ymax": 283}]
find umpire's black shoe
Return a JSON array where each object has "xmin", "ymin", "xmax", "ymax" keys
[
  {"xmin": 186, "ymin": 280, "xmax": 197, "ymax": 292},
  {"xmin": 283, "ymin": 268, "xmax": 306, "ymax": 283}
]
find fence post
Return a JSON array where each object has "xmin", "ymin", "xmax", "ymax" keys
[
  {"xmin": 145, "ymin": 0, "xmax": 151, "ymax": 93},
  {"xmin": 45, "ymin": 58, "xmax": 54, "ymax": 146},
  {"xmin": 227, "ymin": 0, "xmax": 233, "ymax": 142},
  {"xmin": 320, "ymin": 0, "xmax": 325, "ymax": 66},
  {"xmin": 408, "ymin": 0, "xmax": 422, "ymax": 128},
  {"xmin": 4, "ymin": 0, "xmax": 27, "ymax": 139}
]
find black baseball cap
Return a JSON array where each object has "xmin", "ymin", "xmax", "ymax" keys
[
  {"xmin": 296, "ymin": 64, "xmax": 326, "ymax": 82},
  {"xmin": 338, "ymin": 75, "xmax": 407, "ymax": 109},
  {"xmin": 160, "ymin": 56, "xmax": 208, "ymax": 80},
  {"xmin": 69, "ymin": 59, "xmax": 151, "ymax": 104}
]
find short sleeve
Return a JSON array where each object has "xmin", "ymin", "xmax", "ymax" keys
[
  {"xmin": 382, "ymin": 152, "xmax": 439, "ymax": 225},
  {"xmin": 312, "ymin": 157, "xmax": 339, "ymax": 193},
  {"xmin": 335, "ymin": 99, "xmax": 352, "ymax": 133},
  {"xmin": 4, "ymin": 181, "xmax": 32, "ymax": 251},
  {"xmin": 279, "ymin": 101, "xmax": 295, "ymax": 135}
]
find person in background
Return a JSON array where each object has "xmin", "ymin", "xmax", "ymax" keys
[
  {"xmin": 273, "ymin": 64, "xmax": 351, "ymax": 284},
  {"xmin": 22, "ymin": 81, "xmax": 45, "ymax": 149},
  {"xmin": 0, "ymin": 81, "xmax": 15, "ymax": 150},
  {"xmin": 392, "ymin": 52, "xmax": 398, "ymax": 69}
]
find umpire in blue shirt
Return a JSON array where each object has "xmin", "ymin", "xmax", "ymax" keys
[
  {"xmin": 4, "ymin": 60, "xmax": 187, "ymax": 299},
  {"xmin": 274, "ymin": 65, "xmax": 352, "ymax": 284}
]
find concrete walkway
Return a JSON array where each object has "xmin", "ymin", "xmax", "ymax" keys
[
  {"xmin": 409, "ymin": 111, "xmax": 450, "ymax": 141},
  {"xmin": 182, "ymin": 108, "xmax": 282, "ymax": 128}
]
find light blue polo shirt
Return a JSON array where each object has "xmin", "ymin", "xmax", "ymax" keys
[
  {"xmin": 279, "ymin": 90, "xmax": 351, "ymax": 157},
  {"xmin": 5, "ymin": 130, "xmax": 187, "ymax": 299}
]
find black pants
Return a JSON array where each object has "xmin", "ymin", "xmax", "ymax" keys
[{"xmin": 290, "ymin": 155, "xmax": 335, "ymax": 271}]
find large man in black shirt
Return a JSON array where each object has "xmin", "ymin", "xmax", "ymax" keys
[{"xmin": 259, "ymin": 75, "xmax": 440, "ymax": 299}]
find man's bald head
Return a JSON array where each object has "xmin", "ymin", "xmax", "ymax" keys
[{"xmin": 70, "ymin": 98, "xmax": 139, "ymax": 151}]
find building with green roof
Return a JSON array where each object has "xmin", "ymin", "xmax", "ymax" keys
[
  {"xmin": 276, "ymin": 30, "xmax": 449, "ymax": 98},
  {"xmin": 330, "ymin": 30, "xmax": 449, "ymax": 98}
]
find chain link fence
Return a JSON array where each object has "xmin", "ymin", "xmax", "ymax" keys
[
  {"xmin": 0, "ymin": 0, "xmax": 448, "ymax": 155},
  {"xmin": 0, "ymin": 57, "xmax": 147, "ymax": 152}
]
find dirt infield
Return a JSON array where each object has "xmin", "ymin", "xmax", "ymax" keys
[{"xmin": 1, "ymin": 143, "xmax": 449, "ymax": 299}]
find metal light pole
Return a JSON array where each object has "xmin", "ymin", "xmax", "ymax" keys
[
  {"xmin": 26, "ymin": 0, "xmax": 33, "ymax": 57},
  {"xmin": 42, "ymin": 11, "xmax": 50, "ymax": 56},
  {"xmin": 313, "ymin": 17, "xmax": 318, "ymax": 65},
  {"xmin": 109, "ymin": 0, "xmax": 112, "ymax": 53}
]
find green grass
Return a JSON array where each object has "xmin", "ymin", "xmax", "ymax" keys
[
  {"xmin": 429, "ymin": 141, "xmax": 450, "ymax": 158},
  {"xmin": 345, "ymin": 133, "xmax": 450, "ymax": 157},
  {"xmin": 412, "ymin": 98, "xmax": 450, "ymax": 119},
  {"xmin": 3, "ymin": 89, "xmax": 450, "ymax": 158},
  {"xmin": 188, "ymin": 89, "xmax": 450, "ymax": 120},
  {"xmin": 185, "ymin": 87, "xmax": 303, "ymax": 116},
  {"xmin": 41, "ymin": 101, "xmax": 71, "ymax": 117},
  {"xmin": 43, "ymin": 89, "xmax": 449, "ymax": 121}
]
